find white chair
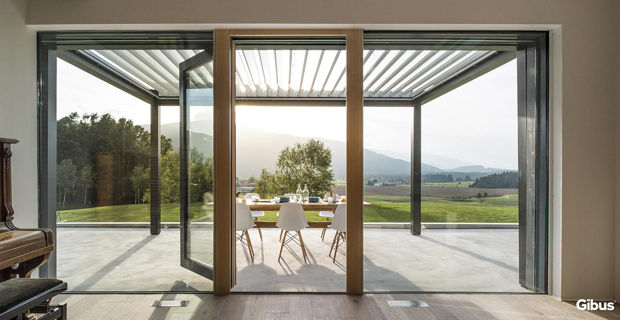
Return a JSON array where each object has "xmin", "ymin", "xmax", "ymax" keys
[
  {"xmin": 319, "ymin": 193, "xmax": 339, "ymax": 240},
  {"xmin": 276, "ymin": 202, "xmax": 309, "ymax": 263},
  {"xmin": 329, "ymin": 203, "xmax": 346, "ymax": 263},
  {"xmin": 236, "ymin": 202, "xmax": 256, "ymax": 262},
  {"xmin": 279, "ymin": 193, "xmax": 299, "ymax": 241},
  {"xmin": 244, "ymin": 193, "xmax": 264, "ymax": 241}
]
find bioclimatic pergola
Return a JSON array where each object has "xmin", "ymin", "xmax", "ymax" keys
[
  {"xmin": 56, "ymin": 36, "xmax": 516, "ymax": 235},
  {"xmin": 38, "ymin": 31, "xmax": 548, "ymax": 294}
]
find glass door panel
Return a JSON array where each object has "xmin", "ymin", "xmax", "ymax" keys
[{"xmin": 180, "ymin": 50, "xmax": 215, "ymax": 279}]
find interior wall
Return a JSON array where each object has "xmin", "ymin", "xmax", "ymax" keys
[
  {"xmin": 16, "ymin": 0, "xmax": 620, "ymax": 301},
  {"xmin": 0, "ymin": 0, "xmax": 38, "ymax": 228}
]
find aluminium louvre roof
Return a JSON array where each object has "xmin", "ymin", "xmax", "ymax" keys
[{"xmin": 75, "ymin": 48, "xmax": 498, "ymax": 100}]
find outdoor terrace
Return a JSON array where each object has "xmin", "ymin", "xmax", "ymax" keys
[{"xmin": 57, "ymin": 226, "xmax": 525, "ymax": 293}]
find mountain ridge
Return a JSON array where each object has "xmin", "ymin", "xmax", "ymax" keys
[{"xmin": 149, "ymin": 122, "xmax": 512, "ymax": 179}]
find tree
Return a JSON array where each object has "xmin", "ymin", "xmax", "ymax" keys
[
  {"xmin": 248, "ymin": 176, "xmax": 255, "ymax": 184},
  {"xmin": 367, "ymin": 179, "xmax": 374, "ymax": 186},
  {"xmin": 57, "ymin": 159, "xmax": 77, "ymax": 208},
  {"xmin": 78, "ymin": 164, "xmax": 96, "ymax": 206},
  {"xmin": 469, "ymin": 172, "xmax": 518, "ymax": 189},
  {"xmin": 254, "ymin": 169, "xmax": 278, "ymax": 198},
  {"xmin": 274, "ymin": 139, "xmax": 335, "ymax": 197},
  {"xmin": 465, "ymin": 175, "xmax": 472, "ymax": 181},
  {"xmin": 130, "ymin": 165, "xmax": 149, "ymax": 204},
  {"xmin": 161, "ymin": 135, "xmax": 173, "ymax": 157},
  {"xmin": 255, "ymin": 139, "xmax": 335, "ymax": 198},
  {"xmin": 190, "ymin": 154, "xmax": 214, "ymax": 203},
  {"xmin": 159, "ymin": 149, "xmax": 180, "ymax": 203},
  {"xmin": 57, "ymin": 112, "xmax": 151, "ymax": 206}
]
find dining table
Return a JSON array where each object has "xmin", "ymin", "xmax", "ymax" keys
[{"xmin": 246, "ymin": 200, "xmax": 373, "ymax": 228}]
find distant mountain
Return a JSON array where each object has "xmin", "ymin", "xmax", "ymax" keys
[
  {"xmin": 445, "ymin": 165, "xmax": 514, "ymax": 173},
  {"xmin": 152, "ymin": 122, "xmax": 445, "ymax": 179},
  {"xmin": 151, "ymin": 122, "xmax": 508, "ymax": 179},
  {"xmin": 368, "ymin": 149, "xmax": 410, "ymax": 162},
  {"xmin": 421, "ymin": 153, "xmax": 474, "ymax": 170},
  {"xmin": 368, "ymin": 150, "xmax": 474, "ymax": 170}
]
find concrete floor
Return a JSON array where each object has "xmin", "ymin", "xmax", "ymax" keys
[{"xmin": 57, "ymin": 227, "xmax": 527, "ymax": 293}]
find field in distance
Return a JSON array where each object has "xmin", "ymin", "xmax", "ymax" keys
[{"xmin": 57, "ymin": 194, "xmax": 518, "ymax": 224}]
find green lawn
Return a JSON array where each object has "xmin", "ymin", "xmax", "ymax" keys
[
  {"xmin": 57, "ymin": 194, "xmax": 517, "ymax": 223},
  {"xmin": 57, "ymin": 203, "xmax": 210, "ymax": 223},
  {"xmin": 362, "ymin": 195, "xmax": 518, "ymax": 223}
]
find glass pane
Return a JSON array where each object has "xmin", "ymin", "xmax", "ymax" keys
[
  {"xmin": 186, "ymin": 65, "xmax": 214, "ymax": 267},
  {"xmin": 363, "ymin": 54, "xmax": 523, "ymax": 292},
  {"xmin": 232, "ymin": 41, "xmax": 347, "ymax": 293},
  {"xmin": 55, "ymin": 57, "xmax": 211, "ymax": 292}
]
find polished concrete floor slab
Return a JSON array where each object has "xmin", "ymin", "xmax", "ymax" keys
[{"xmin": 57, "ymin": 227, "xmax": 526, "ymax": 293}]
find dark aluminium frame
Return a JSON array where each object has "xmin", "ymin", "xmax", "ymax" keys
[
  {"xmin": 37, "ymin": 32, "xmax": 213, "ymax": 279},
  {"xmin": 179, "ymin": 49, "xmax": 215, "ymax": 280},
  {"xmin": 36, "ymin": 31, "xmax": 548, "ymax": 294}
]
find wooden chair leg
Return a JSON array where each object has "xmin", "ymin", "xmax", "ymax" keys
[
  {"xmin": 333, "ymin": 231, "xmax": 341, "ymax": 262},
  {"xmin": 321, "ymin": 217, "xmax": 329, "ymax": 240},
  {"xmin": 245, "ymin": 230, "xmax": 254, "ymax": 262},
  {"xmin": 278, "ymin": 231, "xmax": 288, "ymax": 262},
  {"xmin": 255, "ymin": 217, "xmax": 263, "ymax": 241},
  {"xmin": 329, "ymin": 231, "xmax": 339, "ymax": 257},
  {"xmin": 279, "ymin": 229, "xmax": 284, "ymax": 242},
  {"xmin": 298, "ymin": 230, "xmax": 307, "ymax": 263}
]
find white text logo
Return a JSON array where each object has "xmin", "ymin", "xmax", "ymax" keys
[{"xmin": 576, "ymin": 299, "xmax": 615, "ymax": 311}]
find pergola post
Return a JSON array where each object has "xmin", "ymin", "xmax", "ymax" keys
[
  {"xmin": 150, "ymin": 99, "xmax": 161, "ymax": 235},
  {"xmin": 411, "ymin": 100, "xmax": 422, "ymax": 235}
]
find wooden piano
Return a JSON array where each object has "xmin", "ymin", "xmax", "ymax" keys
[{"xmin": 0, "ymin": 138, "xmax": 54, "ymax": 282}]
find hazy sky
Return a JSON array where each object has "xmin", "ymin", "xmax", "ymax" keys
[{"xmin": 57, "ymin": 57, "xmax": 517, "ymax": 170}]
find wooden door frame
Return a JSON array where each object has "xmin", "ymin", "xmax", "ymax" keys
[{"xmin": 212, "ymin": 29, "xmax": 364, "ymax": 295}]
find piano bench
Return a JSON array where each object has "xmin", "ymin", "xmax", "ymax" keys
[{"xmin": 0, "ymin": 278, "xmax": 67, "ymax": 320}]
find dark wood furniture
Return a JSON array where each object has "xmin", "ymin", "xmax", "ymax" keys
[
  {"xmin": 0, "ymin": 138, "xmax": 54, "ymax": 281},
  {"xmin": 0, "ymin": 138, "xmax": 66, "ymax": 319},
  {"xmin": 0, "ymin": 278, "xmax": 67, "ymax": 320}
]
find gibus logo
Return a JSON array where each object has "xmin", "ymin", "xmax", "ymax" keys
[{"xmin": 576, "ymin": 299, "xmax": 615, "ymax": 311}]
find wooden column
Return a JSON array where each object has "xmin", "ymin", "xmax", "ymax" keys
[
  {"xmin": 345, "ymin": 29, "xmax": 364, "ymax": 295},
  {"xmin": 213, "ymin": 30, "xmax": 233, "ymax": 295}
]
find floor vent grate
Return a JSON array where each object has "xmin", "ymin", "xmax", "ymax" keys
[
  {"xmin": 149, "ymin": 301, "xmax": 189, "ymax": 307},
  {"xmin": 388, "ymin": 301, "xmax": 429, "ymax": 307}
]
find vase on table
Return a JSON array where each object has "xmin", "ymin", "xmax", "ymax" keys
[
  {"xmin": 302, "ymin": 184, "xmax": 309, "ymax": 203},
  {"xmin": 296, "ymin": 184, "xmax": 302, "ymax": 203}
]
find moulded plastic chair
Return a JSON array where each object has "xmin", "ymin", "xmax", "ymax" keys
[
  {"xmin": 319, "ymin": 193, "xmax": 339, "ymax": 240},
  {"xmin": 329, "ymin": 203, "xmax": 347, "ymax": 262},
  {"xmin": 276, "ymin": 202, "xmax": 309, "ymax": 263},
  {"xmin": 278, "ymin": 193, "xmax": 300, "ymax": 241},
  {"xmin": 244, "ymin": 193, "xmax": 264, "ymax": 240},
  {"xmin": 236, "ymin": 202, "xmax": 256, "ymax": 262}
]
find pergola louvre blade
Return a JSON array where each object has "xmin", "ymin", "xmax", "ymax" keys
[{"xmin": 66, "ymin": 46, "xmax": 500, "ymax": 101}]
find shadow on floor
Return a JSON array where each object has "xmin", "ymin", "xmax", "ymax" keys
[
  {"xmin": 72, "ymin": 235, "xmax": 157, "ymax": 291},
  {"xmin": 418, "ymin": 235, "xmax": 518, "ymax": 272}
]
